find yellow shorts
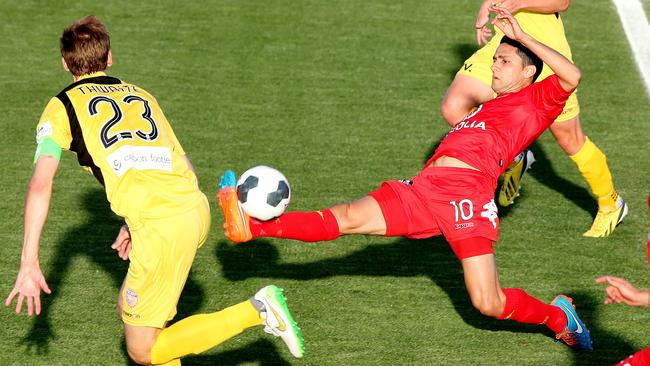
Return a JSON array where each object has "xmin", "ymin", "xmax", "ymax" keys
[
  {"xmin": 457, "ymin": 12, "xmax": 579, "ymax": 122},
  {"xmin": 121, "ymin": 194, "xmax": 210, "ymax": 327}
]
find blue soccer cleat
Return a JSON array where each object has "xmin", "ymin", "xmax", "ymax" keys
[
  {"xmin": 219, "ymin": 169, "xmax": 237, "ymax": 190},
  {"xmin": 551, "ymin": 295, "xmax": 593, "ymax": 351}
]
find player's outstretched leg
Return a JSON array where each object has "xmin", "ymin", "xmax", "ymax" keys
[
  {"xmin": 551, "ymin": 295, "xmax": 593, "ymax": 350},
  {"xmin": 254, "ymin": 285, "xmax": 305, "ymax": 358},
  {"xmin": 583, "ymin": 195, "xmax": 628, "ymax": 238},
  {"xmin": 498, "ymin": 149, "xmax": 536, "ymax": 207},
  {"xmin": 149, "ymin": 285, "xmax": 304, "ymax": 364},
  {"xmin": 217, "ymin": 170, "xmax": 252, "ymax": 243}
]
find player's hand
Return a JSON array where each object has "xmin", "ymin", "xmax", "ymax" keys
[
  {"xmin": 490, "ymin": 0, "xmax": 523, "ymax": 14},
  {"xmin": 5, "ymin": 262, "xmax": 51, "ymax": 316},
  {"xmin": 475, "ymin": 2, "xmax": 493, "ymax": 45},
  {"xmin": 111, "ymin": 224, "xmax": 132, "ymax": 260},
  {"xmin": 596, "ymin": 276, "xmax": 650, "ymax": 307},
  {"xmin": 490, "ymin": 6, "xmax": 525, "ymax": 41}
]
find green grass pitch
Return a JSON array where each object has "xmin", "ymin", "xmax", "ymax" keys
[{"xmin": 1, "ymin": 1, "xmax": 648, "ymax": 365}]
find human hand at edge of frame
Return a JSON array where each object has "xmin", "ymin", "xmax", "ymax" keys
[
  {"xmin": 596, "ymin": 276, "xmax": 650, "ymax": 308},
  {"xmin": 475, "ymin": 1, "xmax": 493, "ymax": 45},
  {"xmin": 111, "ymin": 224, "xmax": 132, "ymax": 261},
  {"xmin": 490, "ymin": 6, "xmax": 525, "ymax": 41},
  {"xmin": 5, "ymin": 262, "xmax": 51, "ymax": 316},
  {"xmin": 490, "ymin": 0, "xmax": 524, "ymax": 14}
]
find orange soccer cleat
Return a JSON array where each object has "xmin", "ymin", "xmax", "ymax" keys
[{"xmin": 217, "ymin": 170, "xmax": 253, "ymax": 243}]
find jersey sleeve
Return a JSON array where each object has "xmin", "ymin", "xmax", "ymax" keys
[
  {"xmin": 529, "ymin": 75, "xmax": 573, "ymax": 121},
  {"xmin": 164, "ymin": 119, "xmax": 186, "ymax": 156},
  {"xmin": 36, "ymin": 97, "xmax": 72, "ymax": 150}
]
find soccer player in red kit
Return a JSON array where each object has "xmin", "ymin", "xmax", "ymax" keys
[{"xmin": 219, "ymin": 7, "xmax": 592, "ymax": 349}]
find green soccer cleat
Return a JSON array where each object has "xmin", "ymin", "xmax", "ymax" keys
[
  {"xmin": 254, "ymin": 285, "xmax": 305, "ymax": 358},
  {"xmin": 498, "ymin": 149, "xmax": 536, "ymax": 207}
]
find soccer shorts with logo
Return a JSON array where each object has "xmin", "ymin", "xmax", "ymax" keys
[
  {"xmin": 457, "ymin": 25, "xmax": 579, "ymax": 122},
  {"xmin": 120, "ymin": 194, "xmax": 211, "ymax": 327},
  {"xmin": 369, "ymin": 167, "xmax": 499, "ymax": 260}
]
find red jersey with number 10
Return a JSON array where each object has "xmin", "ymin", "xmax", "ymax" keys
[{"xmin": 430, "ymin": 75, "xmax": 572, "ymax": 184}]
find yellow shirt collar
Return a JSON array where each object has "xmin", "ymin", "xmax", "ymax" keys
[{"xmin": 76, "ymin": 71, "xmax": 107, "ymax": 81}]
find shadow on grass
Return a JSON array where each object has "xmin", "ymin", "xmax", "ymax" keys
[
  {"xmin": 19, "ymin": 189, "xmax": 205, "ymax": 362},
  {"xmin": 527, "ymin": 143, "xmax": 597, "ymax": 219},
  {"xmin": 216, "ymin": 237, "xmax": 635, "ymax": 363},
  {"xmin": 123, "ymin": 338, "xmax": 290, "ymax": 366},
  {"xmin": 183, "ymin": 339, "xmax": 291, "ymax": 366}
]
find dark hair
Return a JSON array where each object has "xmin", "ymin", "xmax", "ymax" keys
[
  {"xmin": 60, "ymin": 16, "xmax": 110, "ymax": 77},
  {"xmin": 499, "ymin": 36, "xmax": 543, "ymax": 82}
]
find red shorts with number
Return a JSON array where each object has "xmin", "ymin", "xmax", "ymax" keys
[{"xmin": 368, "ymin": 167, "xmax": 499, "ymax": 260}]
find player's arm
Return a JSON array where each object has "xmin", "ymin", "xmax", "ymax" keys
[
  {"xmin": 475, "ymin": 0, "xmax": 570, "ymax": 45},
  {"xmin": 492, "ymin": 7, "xmax": 580, "ymax": 92},
  {"xmin": 5, "ymin": 155, "xmax": 59, "ymax": 316},
  {"xmin": 111, "ymin": 224, "xmax": 131, "ymax": 260},
  {"xmin": 475, "ymin": 1, "xmax": 494, "ymax": 44},
  {"xmin": 491, "ymin": 0, "xmax": 570, "ymax": 14}
]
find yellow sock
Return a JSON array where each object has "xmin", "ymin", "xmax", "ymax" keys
[
  {"xmin": 150, "ymin": 300, "xmax": 263, "ymax": 364},
  {"xmin": 569, "ymin": 137, "xmax": 618, "ymax": 211}
]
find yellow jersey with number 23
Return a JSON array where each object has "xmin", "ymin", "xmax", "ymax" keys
[{"xmin": 36, "ymin": 72, "xmax": 204, "ymax": 223}]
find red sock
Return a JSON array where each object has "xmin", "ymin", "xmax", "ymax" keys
[
  {"xmin": 498, "ymin": 288, "xmax": 567, "ymax": 334},
  {"xmin": 250, "ymin": 209, "xmax": 340, "ymax": 242}
]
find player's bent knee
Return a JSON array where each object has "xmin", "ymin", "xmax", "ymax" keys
[
  {"xmin": 124, "ymin": 325, "xmax": 159, "ymax": 365},
  {"xmin": 127, "ymin": 347, "xmax": 152, "ymax": 365},
  {"xmin": 550, "ymin": 119, "xmax": 585, "ymax": 155},
  {"xmin": 126, "ymin": 337, "xmax": 156, "ymax": 365},
  {"xmin": 470, "ymin": 294, "xmax": 504, "ymax": 318},
  {"xmin": 331, "ymin": 203, "xmax": 361, "ymax": 232},
  {"xmin": 330, "ymin": 196, "xmax": 385, "ymax": 235},
  {"xmin": 554, "ymin": 133, "xmax": 584, "ymax": 155}
]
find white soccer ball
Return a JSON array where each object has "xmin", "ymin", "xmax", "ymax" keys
[{"xmin": 236, "ymin": 165, "xmax": 291, "ymax": 221}]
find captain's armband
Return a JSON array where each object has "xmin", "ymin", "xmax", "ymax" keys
[{"xmin": 33, "ymin": 137, "xmax": 62, "ymax": 164}]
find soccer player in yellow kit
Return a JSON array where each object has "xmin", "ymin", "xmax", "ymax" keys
[
  {"xmin": 440, "ymin": 0, "xmax": 627, "ymax": 237},
  {"xmin": 4, "ymin": 16, "xmax": 303, "ymax": 365}
]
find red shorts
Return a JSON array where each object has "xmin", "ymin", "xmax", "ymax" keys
[{"xmin": 368, "ymin": 167, "xmax": 499, "ymax": 259}]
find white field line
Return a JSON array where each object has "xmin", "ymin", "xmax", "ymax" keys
[{"xmin": 612, "ymin": 0, "xmax": 650, "ymax": 97}]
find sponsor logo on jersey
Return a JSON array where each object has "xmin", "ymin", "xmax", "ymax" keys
[
  {"xmin": 450, "ymin": 120, "xmax": 486, "ymax": 133},
  {"xmin": 36, "ymin": 121, "xmax": 53, "ymax": 143},
  {"xmin": 449, "ymin": 105, "xmax": 486, "ymax": 134},
  {"xmin": 398, "ymin": 179, "xmax": 413, "ymax": 186},
  {"xmin": 106, "ymin": 145, "xmax": 173, "ymax": 177}
]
